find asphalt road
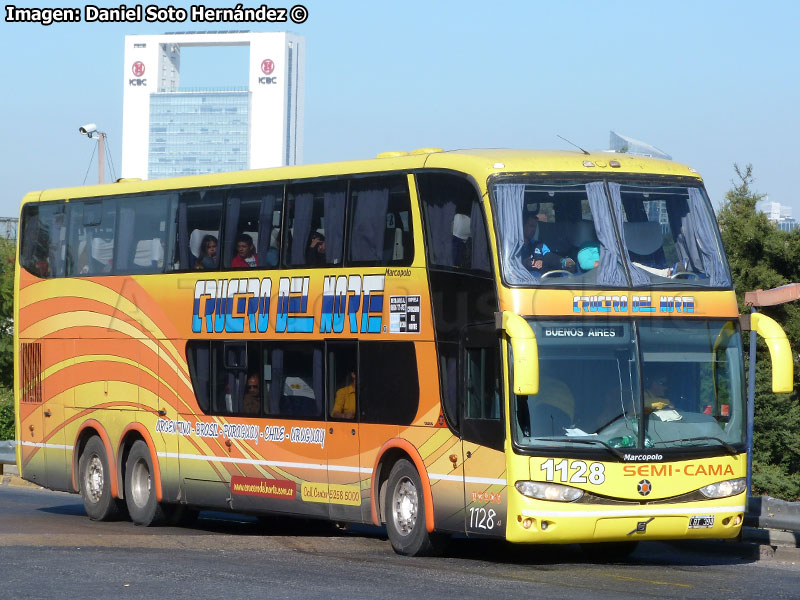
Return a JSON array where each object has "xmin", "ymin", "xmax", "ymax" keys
[{"xmin": 1, "ymin": 484, "xmax": 799, "ymax": 600}]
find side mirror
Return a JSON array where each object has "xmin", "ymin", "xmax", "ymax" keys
[
  {"xmin": 498, "ymin": 311, "xmax": 539, "ymax": 395},
  {"xmin": 750, "ymin": 312, "xmax": 793, "ymax": 394}
]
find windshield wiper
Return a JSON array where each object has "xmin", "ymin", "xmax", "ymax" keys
[
  {"xmin": 653, "ymin": 436, "xmax": 739, "ymax": 455},
  {"xmin": 531, "ymin": 437, "xmax": 626, "ymax": 460}
]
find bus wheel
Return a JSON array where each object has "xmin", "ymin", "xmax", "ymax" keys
[
  {"xmin": 124, "ymin": 440, "xmax": 165, "ymax": 526},
  {"xmin": 580, "ymin": 541, "xmax": 639, "ymax": 561},
  {"xmin": 385, "ymin": 459, "xmax": 446, "ymax": 556},
  {"xmin": 79, "ymin": 436, "xmax": 121, "ymax": 521}
]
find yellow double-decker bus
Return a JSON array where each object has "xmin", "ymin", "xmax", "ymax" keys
[{"xmin": 14, "ymin": 149, "xmax": 792, "ymax": 556}]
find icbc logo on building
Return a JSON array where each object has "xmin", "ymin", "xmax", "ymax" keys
[
  {"xmin": 259, "ymin": 59, "xmax": 277, "ymax": 85},
  {"xmin": 129, "ymin": 61, "xmax": 147, "ymax": 87}
]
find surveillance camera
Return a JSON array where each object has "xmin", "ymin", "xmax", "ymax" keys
[{"xmin": 79, "ymin": 123, "xmax": 97, "ymax": 136}]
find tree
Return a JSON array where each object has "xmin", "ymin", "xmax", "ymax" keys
[
  {"xmin": 717, "ymin": 164, "xmax": 800, "ymax": 500},
  {"xmin": 0, "ymin": 238, "xmax": 13, "ymax": 439},
  {"xmin": 0, "ymin": 238, "xmax": 13, "ymax": 388}
]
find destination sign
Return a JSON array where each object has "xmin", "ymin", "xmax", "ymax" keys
[{"xmin": 541, "ymin": 326, "xmax": 625, "ymax": 338}]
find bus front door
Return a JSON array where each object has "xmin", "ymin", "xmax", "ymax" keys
[{"xmin": 461, "ymin": 333, "xmax": 508, "ymax": 538}]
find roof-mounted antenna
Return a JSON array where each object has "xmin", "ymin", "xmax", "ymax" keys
[{"xmin": 557, "ymin": 135, "xmax": 590, "ymax": 155}]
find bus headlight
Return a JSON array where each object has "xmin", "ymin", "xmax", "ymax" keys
[
  {"xmin": 699, "ymin": 478, "xmax": 746, "ymax": 499},
  {"xmin": 515, "ymin": 481, "xmax": 584, "ymax": 502}
]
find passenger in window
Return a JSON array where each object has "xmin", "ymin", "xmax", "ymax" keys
[
  {"xmin": 643, "ymin": 371, "xmax": 674, "ymax": 414},
  {"xmin": 32, "ymin": 248, "xmax": 50, "ymax": 278},
  {"xmin": 522, "ymin": 214, "xmax": 574, "ymax": 274},
  {"xmin": 306, "ymin": 232, "xmax": 326, "ymax": 265},
  {"xmin": 232, "ymin": 233, "xmax": 258, "ymax": 268},
  {"xmin": 194, "ymin": 234, "xmax": 218, "ymax": 270},
  {"xmin": 577, "ymin": 242, "xmax": 601, "ymax": 271},
  {"xmin": 331, "ymin": 371, "xmax": 356, "ymax": 419},
  {"xmin": 281, "ymin": 374, "xmax": 317, "ymax": 416},
  {"xmin": 242, "ymin": 372, "xmax": 261, "ymax": 416},
  {"xmin": 529, "ymin": 375, "xmax": 575, "ymax": 436}
]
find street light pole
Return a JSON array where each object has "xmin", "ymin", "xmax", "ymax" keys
[
  {"xmin": 97, "ymin": 131, "xmax": 106, "ymax": 185},
  {"xmin": 78, "ymin": 123, "xmax": 106, "ymax": 184}
]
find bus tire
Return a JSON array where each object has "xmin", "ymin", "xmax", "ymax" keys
[
  {"xmin": 580, "ymin": 541, "xmax": 639, "ymax": 561},
  {"xmin": 79, "ymin": 436, "xmax": 121, "ymax": 521},
  {"xmin": 124, "ymin": 440, "xmax": 165, "ymax": 526},
  {"xmin": 385, "ymin": 459, "xmax": 446, "ymax": 556}
]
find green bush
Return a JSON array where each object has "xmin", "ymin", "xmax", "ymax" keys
[{"xmin": 0, "ymin": 389, "xmax": 13, "ymax": 440}]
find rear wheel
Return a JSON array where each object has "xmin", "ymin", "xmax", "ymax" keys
[
  {"xmin": 385, "ymin": 459, "xmax": 446, "ymax": 556},
  {"xmin": 79, "ymin": 436, "xmax": 121, "ymax": 521},
  {"xmin": 124, "ymin": 440, "xmax": 165, "ymax": 526}
]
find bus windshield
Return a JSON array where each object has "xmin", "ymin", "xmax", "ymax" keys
[
  {"xmin": 512, "ymin": 320, "xmax": 745, "ymax": 453},
  {"xmin": 492, "ymin": 179, "xmax": 731, "ymax": 288}
]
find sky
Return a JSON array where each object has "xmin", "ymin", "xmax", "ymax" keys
[{"xmin": 1, "ymin": 0, "xmax": 799, "ymax": 219}]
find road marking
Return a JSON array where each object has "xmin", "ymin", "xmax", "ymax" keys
[{"xmin": 598, "ymin": 573, "xmax": 692, "ymax": 588}]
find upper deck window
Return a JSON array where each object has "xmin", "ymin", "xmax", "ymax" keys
[
  {"xmin": 492, "ymin": 179, "xmax": 731, "ymax": 288},
  {"xmin": 284, "ymin": 181, "xmax": 347, "ymax": 268},
  {"xmin": 493, "ymin": 181, "xmax": 628, "ymax": 286},
  {"xmin": 418, "ymin": 173, "xmax": 490, "ymax": 274},
  {"xmin": 612, "ymin": 183, "xmax": 731, "ymax": 287},
  {"xmin": 20, "ymin": 203, "xmax": 66, "ymax": 278},
  {"xmin": 66, "ymin": 199, "xmax": 117, "ymax": 277}
]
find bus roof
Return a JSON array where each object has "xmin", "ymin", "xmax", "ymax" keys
[{"xmin": 23, "ymin": 148, "xmax": 702, "ymax": 205}]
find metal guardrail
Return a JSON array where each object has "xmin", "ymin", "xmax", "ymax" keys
[
  {"xmin": 747, "ymin": 495, "xmax": 800, "ymax": 532},
  {"xmin": 0, "ymin": 440, "xmax": 15, "ymax": 474},
  {"xmin": 0, "ymin": 440, "xmax": 15, "ymax": 464}
]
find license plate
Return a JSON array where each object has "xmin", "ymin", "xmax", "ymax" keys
[{"xmin": 689, "ymin": 515, "xmax": 715, "ymax": 529}]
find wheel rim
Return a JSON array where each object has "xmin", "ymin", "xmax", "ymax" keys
[
  {"xmin": 84, "ymin": 454, "xmax": 104, "ymax": 503},
  {"xmin": 130, "ymin": 457, "xmax": 151, "ymax": 509},
  {"xmin": 392, "ymin": 476, "xmax": 418, "ymax": 536}
]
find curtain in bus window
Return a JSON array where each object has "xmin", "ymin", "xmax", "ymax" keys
[
  {"xmin": 350, "ymin": 187, "xmax": 389, "ymax": 262},
  {"xmin": 50, "ymin": 207, "xmax": 66, "ymax": 278},
  {"xmin": 687, "ymin": 188, "xmax": 730, "ymax": 287},
  {"xmin": 665, "ymin": 195, "xmax": 694, "ymax": 271},
  {"xmin": 312, "ymin": 346, "xmax": 324, "ymax": 415},
  {"xmin": 224, "ymin": 195, "xmax": 241, "ymax": 266},
  {"xmin": 115, "ymin": 197, "xmax": 168, "ymax": 273},
  {"xmin": 188, "ymin": 343, "xmax": 211, "ymax": 412},
  {"xmin": 426, "ymin": 196, "xmax": 457, "ymax": 267},
  {"xmin": 68, "ymin": 200, "xmax": 116, "ymax": 276},
  {"xmin": 177, "ymin": 200, "xmax": 190, "ymax": 269},
  {"xmin": 290, "ymin": 193, "xmax": 314, "ymax": 265},
  {"xmin": 268, "ymin": 347, "xmax": 284, "ymax": 414},
  {"xmin": 116, "ymin": 205, "xmax": 136, "ymax": 270},
  {"xmin": 469, "ymin": 198, "xmax": 490, "ymax": 273},
  {"xmin": 323, "ymin": 189, "xmax": 346, "ymax": 264},
  {"xmin": 257, "ymin": 192, "xmax": 278, "ymax": 266},
  {"xmin": 495, "ymin": 183, "xmax": 534, "ymax": 284},
  {"xmin": 605, "ymin": 183, "xmax": 650, "ymax": 286},
  {"xmin": 20, "ymin": 207, "xmax": 40, "ymax": 275}
]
